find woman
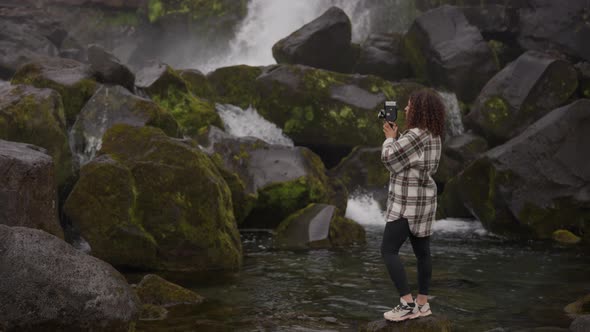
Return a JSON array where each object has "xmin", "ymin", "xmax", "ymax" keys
[{"xmin": 380, "ymin": 88, "xmax": 444, "ymax": 322}]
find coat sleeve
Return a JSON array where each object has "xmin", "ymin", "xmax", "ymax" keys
[{"xmin": 381, "ymin": 129, "xmax": 424, "ymax": 174}]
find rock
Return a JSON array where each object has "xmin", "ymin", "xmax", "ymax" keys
[
  {"xmin": 565, "ymin": 294, "xmax": 590, "ymax": 318},
  {"xmin": 329, "ymin": 147, "xmax": 388, "ymax": 192},
  {"xmin": 64, "ymin": 124, "xmax": 242, "ymax": 271},
  {"xmin": 362, "ymin": 316, "xmax": 452, "ymax": 332},
  {"xmin": 272, "ymin": 7, "xmax": 358, "ymax": 73},
  {"xmin": 256, "ymin": 64, "xmax": 424, "ymax": 151},
  {"xmin": 576, "ymin": 62, "xmax": 590, "ymax": 98},
  {"xmin": 45, "ymin": 0, "xmax": 145, "ymax": 8},
  {"xmin": 552, "ymin": 229, "xmax": 581, "ymax": 245},
  {"xmin": 0, "ymin": 140, "xmax": 63, "ymax": 238},
  {"xmin": 136, "ymin": 60, "xmax": 222, "ymax": 136},
  {"xmin": 87, "ymin": 44, "xmax": 135, "ymax": 92},
  {"xmin": 139, "ymin": 304, "xmax": 168, "ymax": 321},
  {"xmin": 434, "ymin": 132, "xmax": 488, "ymax": 185},
  {"xmin": 207, "ymin": 132, "xmax": 334, "ymax": 229},
  {"xmin": 456, "ymin": 100, "xmax": 590, "ymax": 238},
  {"xmin": 0, "ymin": 224, "xmax": 139, "ymax": 331},
  {"xmin": 180, "ymin": 68, "xmax": 215, "ymax": 100},
  {"xmin": 436, "ymin": 176, "xmax": 473, "ymax": 219},
  {"xmin": 0, "ymin": 7, "xmax": 59, "ymax": 79},
  {"xmin": 135, "ymin": 274, "xmax": 204, "ymax": 307},
  {"xmin": 10, "ymin": 57, "xmax": 98, "ymax": 127},
  {"xmin": 460, "ymin": 4, "xmax": 521, "ymax": 40},
  {"xmin": 570, "ymin": 315, "xmax": 590, "ymax": 332},
  {"xmin": 355, "ymin": 33, "xmax": 412, "ymax": 81},
  {"xmin": 403, "ymin": 5, "xmax": 497, "ymax": 102},
  {"xmin": 274, "ymin": 204, "xmax": 366, "ymax": 249},
  {"xmin": 206, "ymin": 65, "xmax": 263, "ymax": 109},
  {"xmin": 69, "ymin": 85, "xmax": 180, "ymax": 166},
  {"xmin": 465, "ymin": 51, "xmax": 578, "ymax": 146},
  {"xmin": 0, "ymin": 83, "xmax": 73, "ymax": 187},
  {"xmin": 518, "ymin": 0, "xmax": 590, "ymax": 62}
]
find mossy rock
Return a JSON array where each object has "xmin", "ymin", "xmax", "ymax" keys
[
  {"xmin": 255, "ymin": 64, "xmax": 424, "ymax": 150},
  {"xmin": 329, "ymin": 146, "xmax": 389, "ymax": 192},
  {"xmin": 136, "ymin": 60, "xmax": 222, "ymax": 137},
  {"xmin": 436, "ymin": 176, "xmax": 472, "ymax": 220},
  {"xmin": 136, "ymin": 274, "xmax": 204, "ymax": 307},
  {"xmin": 565, "ymin": 294, "xmax": 590, "ymax": 318},
  {"xmin": 552, "ymin": 229, "xmax": 582, "ymax": 245},
  {"xmin": 10, "ymin": 57, "xmax": 98, "ymax": 127},
  {"xmin": 274, "ymin": 204, "xmax": 366, "ymax": 249},
  {"xmin": 64, "ymin": 124, "xmax": 242, "ymax": 271},
  {"xmin": 139, "ymin": 304, "xmax": 168, "ymax": 321},
  {"xmin": 146, "ymin": 0, "xmax": 248, "ymax": 24},
  {"xmin": 180, "ymin": 69, "xmax": 215, "ymax": 100},
  {"xmin": 207, "ymin": 65, "xmax": 263, "ymax": 108},
  {"xmin": 0, "ymin": 84, "xmax": 73, "ymax": 188}
]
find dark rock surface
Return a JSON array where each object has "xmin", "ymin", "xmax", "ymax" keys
[
  {"xmin": 355, "ymin": 33, "xmax": 412, "ymax": 81},
  {"xmin": 87, "ymin": 44, "xmax": 135, "ymax": 91},
  {"xmin": 362, "ymin": 316, "xmax": 452, "ymax": 332}
]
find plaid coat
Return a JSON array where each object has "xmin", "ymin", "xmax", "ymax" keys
[{"xmin": 381, "ymin": 127, "xmax": 442, "ymax": 237}]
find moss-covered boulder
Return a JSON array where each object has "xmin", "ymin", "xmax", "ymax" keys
[
  {"xmin": 434, "ymin": 132, "xmax": 489, "ymax": 185},
  {"xmin": 552, "ymin": 229, "xmax": 581, "ymax": 245},
  {"xmin": 465, "ymin": 51, "xmax": 578, "ymax": 146},
  {"xmin": 0, "ymin": 139, "xmax": 64, "ymax": 239},
  {"xmin": 565, "ymin": 294, "xmax": 590, "ymax": 319},
  {"xmin": 206, "ymin": 65, "xmax": 263, "ymax": 108},
  {"xmin": 139, "ymin": 304, "xmax": 168, "ymax": 321},
  {"xmin": 145, "ymin": 0, "xmax": 248, "ymax": 25},
  {"xmin": 205, "ymin": 131, "xmax": 337, "ymax": 229},
  {"xmin": 274, "ymin": 204, "xmax": 366, "ymax": 249},
  {"xmin": 180, "ymin": 68, "xmax": 215, "ymax": 100},
  {"xmin": 64, "ymin": 124, "xmax": 242, "ymax": 271},
  {"xmin": 328, "ymin": 146, "xmax": 389, "ymax": 192},
  {"xmin": 256, "ymin": 64, "xmax": 424, "ymax": 150},
  {"xmin": 135, "ymin": 60, "xmax": 222, "ymax": 136},
  {"xmin": 11, "ymin": 57, "xmax": 98, "ymax": 127},
  {"xmin": 70, "ymin": 85, "xmax": 180, "ymax": 166},
  {"xmin": 436, "ymin": 176, "xmax": 472, "ymax": 220},
  {"xmin": 0, "ymin": 84, "xmax": 73, "ymax": 187},
  {"xmin": 272, "ymin": 7, "xmax": 358, "ymax": 73},
  {"xmin": 455, "ymin": 99, "xmax": 590, "ymax": 239},
  {"xmin": 136, "ymin": 274, "xmax": 204, "ymax": 307},
  {"xmin": 402, "ymin": 5, "xmax": 497, "ymax": 102}
]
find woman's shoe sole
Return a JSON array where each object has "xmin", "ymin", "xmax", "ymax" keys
[{"xmin": 384, "ymin": 312, "xmax": 420, "ymax": 322}]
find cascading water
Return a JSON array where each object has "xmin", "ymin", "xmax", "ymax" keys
[
  {"xmin": 215, "ymin": 103, "xmax": 294, "ymax": 146},
  {"xmin": 438, "ymin": 91, "xmax": 465, "ymax": 138}
]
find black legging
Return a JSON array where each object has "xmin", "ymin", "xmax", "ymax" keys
[{"xmin": 381, "ymin": 218, "xmax": 432, "ymax": 296}]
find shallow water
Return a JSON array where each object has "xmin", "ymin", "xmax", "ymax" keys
[{"xmin": 134, "ymin": 217, "xmax": 589, "ymax": 332}]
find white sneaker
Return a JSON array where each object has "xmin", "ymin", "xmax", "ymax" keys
[
  {"xmin": 417, "ymin": 302, "xmax": 432, "ymax": 317},
  {"xmin": 383, "ymin": 298, "xmax": 419, "ymax": 322}
]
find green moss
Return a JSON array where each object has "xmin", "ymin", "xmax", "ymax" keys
[
  {"xmin": 482, "ymin": 96, "xmax": 510, "ymax": 136},
  {"xmin": 328, "ymin": 215, "xmax": 366, "ymax": 247},
  {"xmin": 147, "ymin": 0, "xmax": 247, "ymax": 24},
  {"xmin": 136, "ymin": 274, "xmax": 204, "ymax": 306},
  {"xmin": 100, "ymin": 11, "xmax": 140, "ymax": 27},
  {"xmin": 552, "ymin": 229, "xmax": 581, "ymax": 244},
  {"xmin": 139, "ymin": 304, "xmax": 168, "ymax": 321},
  {"xmin": 207, "ymin": 65, "xmax": 263, "ymax": 108},
  {"xmin": 402, "ymin": 32, "xmax": 428, "ymax": 83},
  {"xmin": 518, "ymin": 199, "xmax": 590, "ymax": 239}
]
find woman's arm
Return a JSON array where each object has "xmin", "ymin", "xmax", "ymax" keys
[{"xmin": 381, "ymin": 129, "xmax": 424, "ymax": 174}]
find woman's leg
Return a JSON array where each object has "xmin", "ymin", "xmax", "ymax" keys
[
  {"xmin": 381, "ymin": 218, "xmax": 412, "ymax": 298},
  {"xmin": 409, "ymin": 233, "xmax": 432, "ymax": 303}
]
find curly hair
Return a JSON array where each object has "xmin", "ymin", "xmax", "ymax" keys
[{"xmin": 406, "ymin": 88, "xmax": 446, "ymax": 138}]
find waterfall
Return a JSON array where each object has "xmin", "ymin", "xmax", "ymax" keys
[
  {"xmin": 215, "ymin": 103, "xmax": 294, "ymax": 146},
  {"xmin": 438, "ymin": 91, "xmax": 465, "ymax": 138},
  {"xmin": 195, "ymin": 0, "xmax": 416, "ymax": 73}
]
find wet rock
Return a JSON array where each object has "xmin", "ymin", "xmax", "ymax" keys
[
  {"xmin": 10, "ymin": 56, "xmax": 98, "ymax": 127},
  {"xmin": 87, "ymin": 44, "xmax": 135, "ymax": 91},
  {"xmin": 0, "ymin": 83, "xmax": 72, "ymax": 187},
  {"xmin": 139, "ymin": 304, "xmax": 168, "ymax": 321},
  {"xmin": 356, "ymin": 33, "xmax": 412, "ymax": 81},
  {"xmin": 272, "ymin": 7, "xmax": 358, "ymax": 73},
  {"xmin": 565, "ymin": 294, "xmax": 590, "ymax": 319},
  {"xmin": 456, "ymin": 99, "xmax": 590, "ymax": 238},
  {"xmin": 206, "ymin": 65, "xmax": 263, "ymax": 109},
  {"xmin": 403, "ymin": 5, "xmax": 497, "ymax": 102},
  {"xmin": 518, "ymin": 0, "xmax": 590, "ymax": 62},
  {"xmin": 136, "ymin": 60, "xmax": 222, "ymax": 136},
  {"xmin": 0, "ymin": 140, "xmax": 63, "ymax": 239},
  {"xmin": 576, "ymin": 62, "xmax": 590, "ymax": 98},
  {"xmin": 465, "ymin": 51, "xmax": 578, "ymax": 146},
  {"xmin": 0, "ymin": 224, "xmax": 139, "ymax": 331},
  {"xmin": 552, "ymin": 230, "xmax": 581, "ymax": 245},
  {"xmin": 329, "ymin": 147, "xmax": 388, "ymax": 192},
  {"xmin": 570, "ymin": 315, "xmax": 590, "ymax": 332},
  {"xmin": 70, "ymin": 85, "xmax": 180, "ymax": 166},
  {"xmin": 135, "ymin": 274, "xmax": 204, "ymax": 307},
  {"xmin": 434, "ymin": 132, "xmax": 488, "ymax": 185},
  {"xmin": 274, "ymin": 203, "xmax": 366, "ymax": 249},
  {"xmin": 362, "ymin": 316, "xmax": 452, "ymax": 332},
  {"xmin": 64, "ymin": 124, "xmax": 242, "ymax": 271}
]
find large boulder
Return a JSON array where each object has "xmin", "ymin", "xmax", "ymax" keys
[
  {"xmin": 0, "ymin": 224, "xmax": 139, "ymax": 331},
  {"xmin": 207, "ymin": 132, "xmax": 337, "ymax": 229},
  {"xmin": 456, "ymin": 100, "xmax": 590, "ymax": 239},
  {"xmin": 206, "ymin": 65, "xmax": 263, "ymax": 109},
  {"xmin": 69, "ymin": 85, "xmax": 180, "ymax": 166},
  {"xmin": 256, "ymin": 64, "xmax": 424, "ymax": 150},
  {"xmin": 136, "ymin": 60, "xmax": 222, "ymax": 136},
  {"xmin": 274, "ymin": 204, "xmax": 366, "ymax": 249},
  {"xmin": 272, "ymin": 7, "xmax": 358, "ymax": 73},
  {"xmin": 403, "ymin": 5, "xmax": 497, "ymax": 102},
  {"xmin": 362, "ymin": 316, "xmax": 452, "ymax": 332},
  {"xmin": 64, "ymin": 124, "xmax": 242, "ymax": 271},
  {"xmin": 87, "ymin": 44, "xmax": 135, "ymax": 92},
  {"xmin": 465, "ymin": 51, "xmax": 578, "ymax": 146},
  {"xmin": 10, "ymin": 57, "xmax": 98, "ymax": 127},
  {"xmin": 355, "ymin": 33, "xmax": 412, "ymax": 81},
  {"xmin": 328, "ymin": 146, "xmax": 389, "ymax": 192},
  {"xmin": 0, "ymin": 83, "xmax": 72, "ymax": 187},
  {"xmin": 518, "ymin": 0, "xmax": 590, "ymax": 62},
  {"xmin": 0, "ymin": 140, "xmax": 63, "ymax": 239},
  {"xmin": 433, "ymin": 132, "xmax": 488, "ymax": 185}
]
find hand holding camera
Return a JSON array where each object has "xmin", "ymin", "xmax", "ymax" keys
[{"xmin": 378, "ymin": 101, "xmax": 398, "ymax": 139}]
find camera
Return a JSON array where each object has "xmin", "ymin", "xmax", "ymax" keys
[{"xmin": 378, "ymin": 101, "xmax": 398, "ymax": 123}]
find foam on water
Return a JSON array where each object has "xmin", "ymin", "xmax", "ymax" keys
[{"xmin": 215, "ymin": 103, "xmax": 294, "ymax": 146}]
